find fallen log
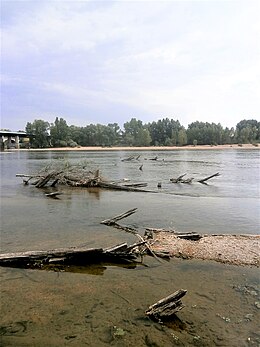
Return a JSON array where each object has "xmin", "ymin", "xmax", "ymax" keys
[
  {"xmin": 101, "ymin": 208, "xmax": 164, "ymax": 262},
  {"xmin": 0, "ymin": 242, "xmax": 141, "ymax": 271},
  {"xmin": 121, "ymin": 155, "xmax": 136, "ymax": 162},
  {"xmin": 16, "ymin": 174, "xmax": 43, "ymax": 178},
  {"xmin": 98, "ymin": 181, "xmax": 153, "ymax": 193},
  {"xmin": 198, "ymin": 172, "xmax": 220, "ymax": 184},
  {"xmin": 123, "ymin": 182, "xmax": 148, "ymax": 188},
  {"xmin": 45, "ymin": 192, "xmax": 63, "ymax": 198},
  {"xmin": 17, "ymin": 162, "xmax": 156, "ymax": 193},
  {"xmin": 145, "ymin": 228, "xmax": 202, "ymax": 241},
  {"xmin": 174, "ymin": 232, "xmax": 202, "ymax": 241},
  {"xmin": 146, "ymin": 289, "xmax": 187, "ymax": 321},
  {"xmin": 101, "ymin": 208, "xmax": 138, "ymax": 225},
  {"xmin": 170, "ymin": 173, "xmax": 187, "ymax": 183},
  {"xmin": 181, "ymin": 178, "xmax": 194, "ymax": 184}
]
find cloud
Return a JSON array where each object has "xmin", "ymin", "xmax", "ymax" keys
[{"xmin": 1, "ymin": 0, "xmax": 260, "ymax": 130}]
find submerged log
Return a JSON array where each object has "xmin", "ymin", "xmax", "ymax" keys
[
  {"xmin": 0, "ymin": 242, "xmax": 142, "ymax": 270},
  {"xmin": 123, "ymin": 182, "xmax": 148, "ymax": 188},
  {"xmin": 121, "ymin": 155, "xmax": 136, "ymax": 162},
  {"xmin": 146, "ymin": 289, "xmax": 187, "ymax": 320},
  {"xmin": 198, "ymin": 172, "xmax": 220, "ymax": 184},
  {"xmin": 45, "ymin": 192, "xmax": 63, "ymax": 198},
  {"xmin": 101, "ymin": 208, "xmax": 164, "ymax": 262},
  {"xmin": 170, "ymin": 172, "xmax": 220, "ymax": 184},
  {"xmin": 101, "ymin": 208, "xmax": 138, "ymax": 225},
  {"xmin": 170, "ymin": 173, "xmax": 187, "ymax": 183},
  {"xmin": 17, "ymin": 163, "xmax": 156, "ymax": 193},
  {"xmin": 98, "ymin": 181, "xmax": 152, "ymax": 192}
]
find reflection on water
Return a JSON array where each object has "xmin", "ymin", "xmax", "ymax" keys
[{"xmin": 0, "ymin": 149, "xmax": 259, "ymax": 346}]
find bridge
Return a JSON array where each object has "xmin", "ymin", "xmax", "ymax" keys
[{"xmin": 0, "ymin": 130, "xmax": 29, "ymax": 150}]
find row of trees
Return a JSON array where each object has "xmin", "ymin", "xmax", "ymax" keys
[{"xmin": 23, "ymin": 117, "xmax": 260, "ymax": 148}]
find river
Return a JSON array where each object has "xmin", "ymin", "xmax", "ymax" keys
[{"xmin": 0, "ymin": 148, "xmax": 259, "ymax": 346}]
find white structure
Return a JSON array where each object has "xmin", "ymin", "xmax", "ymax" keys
[{"xmin": 0, "ymin": 131, "xmax": 28, "ymax": 150}]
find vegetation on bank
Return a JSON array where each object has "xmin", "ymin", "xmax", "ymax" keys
[{"xmin": 6, "ymin": 117, "xmax": 260, "ymax": 148}]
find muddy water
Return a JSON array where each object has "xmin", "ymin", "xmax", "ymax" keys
[
  {"xmin": 1, "ymin": 260, "xmax": 259, "ymax": 346},
  {"xmin": 0, "ymin": 149, "xmax": 259, "ymax": 346}
]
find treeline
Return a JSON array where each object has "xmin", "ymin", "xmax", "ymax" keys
[{"xmin": 23, "ymin": 117, "xmax": 260, "ymax": 148}]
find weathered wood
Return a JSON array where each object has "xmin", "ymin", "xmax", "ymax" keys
[
  {"xmin": 121, "ymin": 155, "xmax": 136, "ymax": 162},
  {"xmin": 103, "ymin": 243, "xmax": 128, "ymax": 253},
  {"xmin": 145, "ymin": 228, "xmax": 202, "ymax": 241},
  {"xmin": 17, "ymin": 164, "xmax": 156, "ymax": 192},
  {"xmin": 16, "ymin": 174, "xmax": 42, "ymax": 178},
  {"xmin": 181, "ymin": 178, "xmax": 194, "ymax": 184},
  {"xmin": 101, "ymin": 208, "xmax": 138, "ymax": 225},
  {"xmin": 175, "ymin": 233, "xmax": 201, "ymax": 240},
  {"xmin": 45, "ymin": 192, "xmax": 63, "ymax": 198},
  {"xmin": 0, "ymin": 242, "xmax": 141, "ymax": 270},
  {"xmin": 101, "ymin": 209, "xmax": 164, "ymax": 262},
  {"xmin": 123, "ymin": 182, "xmax": 147, "ymax": 188},
  {"xmin": 198, "ymin": 172, "xmax": 220, "ymax": 184},
  {"xmin": 146, "ymin": 289, "xmax": 187, "ymax": 320},
  {"xmin": 35, "ymin": 172, "xmax": 58, "ymax": 188},
  {"xmin": 145, "ymin": 227, "xmax": 175, "ymax": 233},
  {"xmin": 98, "ymin": 182, "xmax": 153, "ymax": 193},
  {"xmin": 50, "ymin": 178, "xmax": 59, "ymax": 187},
  {"xmin": 170, "ymin": 173, "xmax": 187, "ymax": 183}
]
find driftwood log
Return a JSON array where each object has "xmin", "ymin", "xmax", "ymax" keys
[
  {"xmin": 145, "ymin": 228, "xmax": 202, "ymax": 241},
  {"xmin": 45, "ymin": 192, "xmax": 63, "ymax": 198},
  {"xmin": 170, "ymin": 172, "xmax": 220, "ymax": 184},
  {"xmin": 146, "ymin": 289, "xmax": 187, "ymax": 321},
  {"xmin": 16, "ymin": 171, "xmax": 152, "ymax": 193},
  {"xmin": 0, "ymin": 241, "xmax": 147, "ymax": 271},
  {"xmin": 101, "ymin": 208, "xmax": 169, "ymax": 262},
  {"xmin": 198, "ymin": 172, "xmax": 220, "ymax": 184},
  {"xmin": 170, "ymin": 173, "xmax": 194, "ymax": 184}
]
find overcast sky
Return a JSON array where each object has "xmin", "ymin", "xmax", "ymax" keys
[{"xmin": 1, "ymin": 0, "xmax": 259, "ymax": 131}]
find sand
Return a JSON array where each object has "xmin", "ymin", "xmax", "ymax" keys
[
  {"xmin": 14, "ymin": 144, "xmax": 259, "ymax": 151},
  {"xmin": 151, "ymin": 232, "xmax": 260, "ymax": 267}
]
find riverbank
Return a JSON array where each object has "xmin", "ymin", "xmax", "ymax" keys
[
  {"xmin": 151, "ymin": 233, "xmax": 260, "ymax": 267},
  {"xmin": 8, "ymin": 143, "xmax": 259, "ymax": 151}
]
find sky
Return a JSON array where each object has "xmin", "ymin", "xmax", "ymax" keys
[{"xmin": 1, "ymin": 0, "xmax": 260, "ymax": 131}]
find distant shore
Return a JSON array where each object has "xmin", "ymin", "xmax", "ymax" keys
[{"xmin": 11, "ymin": 143, "xmax": 259, "ymax": 151}]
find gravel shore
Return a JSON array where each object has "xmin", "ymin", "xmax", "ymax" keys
[{"xmin": 151, "ymin": 233, "xmax": 260, "ymax": 266}]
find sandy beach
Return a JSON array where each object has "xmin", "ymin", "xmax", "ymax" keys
[{"xmin": 14, "ymin": 143, "xmax": 259, "ymax": 151}]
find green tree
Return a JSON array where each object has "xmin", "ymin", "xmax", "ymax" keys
[
  {"xmin": 106, "ymin": 123, "xmax": 121, "ymax": 146},
  {"xmin": 147, "ymin": 118, "xmax": 182, "ymax": 146},
  {"xmin": 187, "ymin": 121, "xmax": 224, "ymax": 145},
  {"xmin": 235, "ymin": 119, "xmax": 259, "ymax": 143},
  {"xmin": 177, "ymin": 128, "xmax": 187, "ymax": 146},
  {"xmin": 123, "ymin": 118, "xmax": 144, "ymax": 146},
  {"xmin": 26, "ymin": 119, "xmax": 50, "ymax": 148},
  {"xmin": 50, "ymin": 117, "xmax": 69, "ymax": 147},
  {"xmin": 135, "ymin": 128, "xmax": 152, "ymax": 146}
]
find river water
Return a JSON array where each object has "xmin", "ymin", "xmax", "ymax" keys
[{"xmin": 0, "ymin": 149, "xmax": 259, "ymax": 346}]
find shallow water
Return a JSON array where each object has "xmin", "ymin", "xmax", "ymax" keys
[
  {"xmin": 0, "ymin": 149, "xmax": 259, "ymax": 346},
  {"xmin": 1, "ymin": 260, "xmax": 259, "ymax": 346}
]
